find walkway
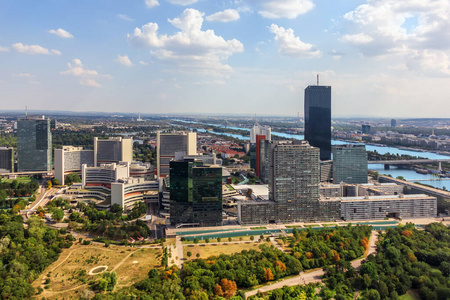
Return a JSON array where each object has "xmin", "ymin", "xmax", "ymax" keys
[{"xmin": 245, "ymin": 231, "xmax": 378, "ymax": 298}]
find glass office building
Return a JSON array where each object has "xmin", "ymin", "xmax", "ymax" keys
[
  {"xmin": 332, "ymin": 144, "xmax": 368, "ymax": 184},
  {"xmin": 304, "ymin": 85, "xmax": 331, "ymax": 160},
  {"xmin": 17, "ymin": 117, "xmax": 52, "ymax": 172},
  {"xmin": 170, "ymin": 159, "xmax": 222, "ymax": 226}
]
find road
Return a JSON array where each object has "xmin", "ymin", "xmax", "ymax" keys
[{"xmin": 244, "ymin": 231, "xmax": 379, "ymax": 298}]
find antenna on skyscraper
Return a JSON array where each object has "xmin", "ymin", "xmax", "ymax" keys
[{"xmin": 317, "ymin": 74, "xmax": 319, "ymax": 85}]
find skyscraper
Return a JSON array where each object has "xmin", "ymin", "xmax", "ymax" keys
[
  {"xmin": 268, "ymin": 140, "xmax": 320, "ymax": 221},
  {"xmin": 169, "ymin": 159, "xmax": 222, "ymax": 226},
  {"xmin": 157, "ymin": 131, "xmax": 197, "ymax": 179},
  {"xmin": 332, "ymin": 144, "xmax": 368, "ymax": 184},
  {"xmin": 304, "ymin": 83, "xmax": 331, "ymax": 160},
  {"xmin": 17, "ymin": 116, "xmax": 52, "ymax": 172}
]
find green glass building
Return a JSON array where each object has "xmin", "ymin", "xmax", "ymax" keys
[
  {"xmin": 169, "ymin": 159, "xmax": 222, "ymax": 226},
  {"xmin": 17, "ymin": 117, "xmax": 52, "ymax": 172}
]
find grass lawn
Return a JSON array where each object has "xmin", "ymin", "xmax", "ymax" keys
[
  {"xmin": 3, "ymin": 176, "xmax": 34, "ymax": 183},
  {"xmin": 33, "ymin": 242, "xmax": 162, "ymax": 299},
  {"xmin": 399, "ymin": 290, "xmax": 421, "ymax": 300},
  {"xmin": 183, "ymin": 241, "xmax": 271, "ymax": 260}
]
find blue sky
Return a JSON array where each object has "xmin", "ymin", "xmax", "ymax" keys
[{"xmin": 1, "ymin": 0, "xmax": 450, "ymax": 117}]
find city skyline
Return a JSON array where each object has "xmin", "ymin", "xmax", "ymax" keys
[{"xmin": 1, "ymin": 0, "xmax": 450, "ymax": 117}]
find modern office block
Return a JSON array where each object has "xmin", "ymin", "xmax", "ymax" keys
[
  {"xmin": 169, "ymin": 159, "xmax": 222, "ymax": 226},
  {"xmin": 362, "ymin": 124, "xmax": 371, "ymax": 134},
  {"xmin": 304, "ymin": 84, "xmax": 331, "ymax": 160},
  {"xmin": 17, "ymin": 116, "xmax": 52, "ymax": 172},
  {"xmin": 157, "ymin": 131, "xmax": 197, "ymax": 178},
  {"xmin": 250, "ymin": 121, "xmax": 271, "ymax": 144},
  {"xmin": 111, "ymin": 178, "xmax": 159, "ymax": 211},
  {"xmin": 82, "ymin": 162, "xmax": 129, "ymax": 189},
  {"xmin": 332, "ymin": 144, "xmax": 368, "ymax": 184},
  {"xmin": 54, "ymin": 146, "xmax": 94, "ymax": 185},
  {"xmin": 129, "ymin": 161, "xmax": 155, "ymax": 180},
  {"xmin": 391, "ymin": 119, "xmax": 397, "ymax": 127},
  {"xmin": 340, "ymin": 194, "xmax": 437, "ymax": 220},
  {"xmin": 0, "ymin": 147, "xmax": 14, "ymax": 173},
  {"xmin": 94, "ymin": 137, "xmax": 133, "ymax": 166},
  {"xmin": 320, "ymin": 160, "xmax": 333, "ymax": 182}
]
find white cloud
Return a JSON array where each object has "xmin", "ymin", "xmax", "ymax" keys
[
  {"xmin": 139, "ymin": 61, "xmax": 149, "ymax": 65},
  {"xmin": 12, "ymin": 73, "xmax": 33, "ymax": 77},
  {"xmin": 206, "ymin": 9, "xmax": 240, "ymax": 22},
  {"xmin": 80, "ymin": 78, "xmax": 101, "ymax": 87},
  {"xmin": 29, "ymin": 81, "xmax": 40, "ymax": 85},
  {"xmin": 342, "ymin": 0, "xmax": 450, "ymax": 55},
  {"xmin": 269, "ymin": 24, "xmax": 321, "ymax": 58},
  {"xmin": 256, "ymin": 0, "xmax": 314, "ymax": 19},
  {"xmin": 145, "ymin": 0, "xmax": 159, "ymax": 8},
  {"xmin": 118, "ymin": 14, "xmax": 134, "ymax": 21},
  {"xmin": 116, "ymin": 54, "xmax": 134, "ymax": 66},
  {"xmin": 12, "ymin": 43, "xmax": 61, "ymax": 55},
  {"xmin": 407, "ymin": 49, "xmax": 450, "ymax": 76},
  {"xmin": 61, "ymin": 58, "xmax": 110, "ymax": 87},
  {"xmin": 341, "ymin": 33, "xmax": 374, "ymax": 45},
  {"xmin": 49, "ymin": 28, "xmax": 74, "ymax": 38},
  {"xmin": 166, "ymin": 0, "xmax": 198, "ymax": 5},
  {"xmin": 0, "ymin": 46, "xmax": 9, "ymax": 52},
  {"xmin": 128, "ymin": 8, "xmax": 244, "ymax": 75}
]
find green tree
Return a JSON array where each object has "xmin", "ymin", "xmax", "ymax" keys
[{"xmin": 51, "ymin": 208, "xmax": 64, "ymax": 222}]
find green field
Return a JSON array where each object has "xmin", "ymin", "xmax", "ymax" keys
[{"xmin": 3, "ymin": 176, "xmax": 35, "ymax": 183}]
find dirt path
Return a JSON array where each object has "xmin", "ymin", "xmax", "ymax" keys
[{"xmin": 245, "ymin": 231, "xmax": 378, "ymax": 298}]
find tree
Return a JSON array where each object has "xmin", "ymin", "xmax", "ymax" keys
[
  {"xmin": 217, "ymin": 237, "xmax": 221, "ymax": 242},
  {"xmin": 187, "ymin": 251, "xmax": 192, "ymax": 257},
  {"xmin": 193, "ymin": 238, "xmax": 199, "ymax": 244},
  {"xmin": 51, "ymin": 208, "xmax": 64, "ymax": 222},
  {"xmin": 250, "ymin": 235, "xmax": 254, "ymax": 241},
  {"xmin": 65, "ymin": 172, "xmax": 81, "ymax": 185},
  {"xmin": 262, "ymin": 268, "xmax": 274, "ymax": 282},
  {"xmin": 51, "ymin": 178, "xmax": 59, "ymax": 186},
  {"xmin": 46, "ymin": 181, "xmax": 52, "ymax": 189}
]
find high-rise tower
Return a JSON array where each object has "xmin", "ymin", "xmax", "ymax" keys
[
  {"xmin": 304, "ymin": 80, "xmax": 331, "ymax": 161},
  {"xmin": 17, "ymin": 116, "xmax": 52, "ymax": 172}
]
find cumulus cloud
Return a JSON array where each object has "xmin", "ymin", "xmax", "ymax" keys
[
  {"xmin": 49, "ymin": 28, "xmax": 74, "ymax": 38},
  {"xmin": 341, "ymin": 33, "xmax": 374, "ymax": 45},
  {"xmin": 256, "ymin": 0, "xmax": 314, "ymax": 19},
  {"xmin": 139, "ymin": 61, "xmax": 149, "ymax": 65},
  {"xmin": 269, "ymin": 24, "xmax": 321, "ymax": 58},
  {"xmin": 342, "ymin": 0, "xmax": 450, "ymax": 55},
  {"xmin": 128, "ymin": 8, "xmax": 244, "ymax": 75},
  {"xmin": 116, "ymin": 54, "xmax": 134, "ymax": 66},
  {"xmin": 60, "ymin": 59, "xmax": 110, "ymax": 87},
  {"xmin": 206, "ymin": 9, "xmax": 240, "ymax": 22},
  {"xmin": 166, "ymin": 0, "xmax": 198, "ymax": 5},
  {"xmin": 0, "ymin": 46, "xmax": 9, "ymax": 52},
  {"xmin": 12, "ymin": 43, "xmax": 61, "ymax": 55},
  {"xmin": 145, "ymin": 0, "xmax": 159, "ymax": 8},
  {"xmin": 341, "ymin": 0, "xmax": 450, "ymax": 75},
  {"xmin": 118, "ymin": 14, "xmax": 134, "ymax": 21}
]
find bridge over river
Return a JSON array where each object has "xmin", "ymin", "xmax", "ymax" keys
[{"xmin": 368, "ymin": 159, "xmax": 450, "ymax": 165}]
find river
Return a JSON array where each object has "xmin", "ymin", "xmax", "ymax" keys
[{"xmin": 173, "ymin": 119, "xmax": 450, "ymax": 190}]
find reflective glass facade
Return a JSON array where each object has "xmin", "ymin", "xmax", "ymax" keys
[
  {"xmin": 17, "ymin": 118, "xmax": 52, "ymax": 171},
  {"xmin": 304, "ymin": 85, "xmax": 331, "ymax": 160}
]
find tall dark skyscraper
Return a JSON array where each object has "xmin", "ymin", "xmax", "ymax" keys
[{"xmin": 304, "ymin": 83, "xmax": 331, "ymax": 160}]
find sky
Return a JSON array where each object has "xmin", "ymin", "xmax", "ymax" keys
[{"xmin": 0, "ymin": 0, "xmax": 450, "ymax": 118}]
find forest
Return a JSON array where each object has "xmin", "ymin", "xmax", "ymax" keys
[
  {"xmin": 250, "ymin": 223, "xmax": 450, "ymax": 300},
  {"xmin": 0, "ymin": 214, "xmax": 70, "ymax": 298}
]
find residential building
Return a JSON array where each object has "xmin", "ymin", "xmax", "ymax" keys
[
  {"xmin": 17, "ymin": 116, "xmax": 52, "ymax": 172},
  {"xmin": 332, "ymin": 144, "xmax": 368, "ymax": 184},
  {"xmin": 169, "ymin": 159, "xmax": 222, "ymax": 226},
  {"xmin": 157, "ymin": 131, "xmax": 197, "ymax": 179},
  {"xmin": 304, "ymin": 84, "xmax": 331, "ymax": 160}
]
